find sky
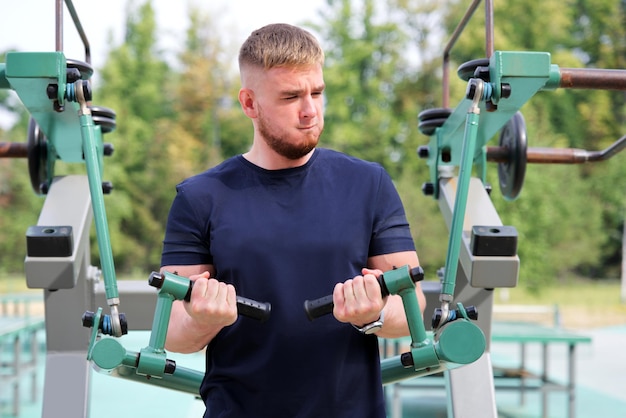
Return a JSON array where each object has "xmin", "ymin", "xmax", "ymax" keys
[
  {"xmin": 0, "ymin": 0, "xmax": 327, "ymax": 127},
  {"xmin": 1, "ymin": 0, "xmax": 328, "ymax": 73}
]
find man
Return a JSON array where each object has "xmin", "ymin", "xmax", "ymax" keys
[{"xmin": 161, "ymin": 23, "xmax": 425, "ymax": 418}]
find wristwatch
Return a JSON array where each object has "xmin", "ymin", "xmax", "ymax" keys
[{"xmin": 352, "ymin": 310, "xmax": 385, "ymax": 335}]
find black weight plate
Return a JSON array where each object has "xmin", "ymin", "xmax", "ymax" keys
[
  {"xmin": 418, "ymin": 118, "xmax": 449, "ymax": 136},
  {"xmin": 91, "ymin": 115, "xmax": 117, "ymax": 134},
  {"xmin": 27, "ymin": 118, "xmax": 49, "ymax": 195},
  {"xmin": 66, "ymin": 58, "xmax": 94, "ymax": 80},
  {"xmin": 418, "ymin": 107, "xmax": 452, "ymax": 122},
  {"xmin": 497, "ymin": 111, "xmax": 527, "ymax": 201},
  {"xmin": 89, "ymin": 106, "xmax": 117, "ymax": 120},
  {"xmin": 457, "ymin": 58, "xmax": 490, "ymax": 81}
]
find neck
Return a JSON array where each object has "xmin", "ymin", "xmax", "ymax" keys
[{"xmin": 243, "ymin": 146, "xmax": 315, "ymax": 170}]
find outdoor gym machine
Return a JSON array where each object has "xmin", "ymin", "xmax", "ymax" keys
[
  {"xmin": 1, "ymin": 1, "xmax": 625, "ymax": 417},
  {"xmin": 411, "ymin": 0, "xmax": 626, "ymax": 416}
]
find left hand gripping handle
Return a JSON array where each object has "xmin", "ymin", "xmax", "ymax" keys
[{"xmin": 149, "ymin": 271, "xmax": 271, "ymax": 322}]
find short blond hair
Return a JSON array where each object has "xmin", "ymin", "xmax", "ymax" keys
[{"xmin": 238, "ymin": 23, "xmax": 324, "ymax": 71}]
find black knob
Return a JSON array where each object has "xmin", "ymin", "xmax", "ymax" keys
[
  {"xmin": 103, "ymin": 143, "xmax": 114, "ymax": 156},
  {"xmin": 400, "ymin": 352, "xmax": 414, "ymax": 367},
  {"xmin": 102, "ymin": 182, "xmax": 114, "ymax": 194},
  {"xmin": 417, "ymin": 145, "xmax": 430, "ymax": 159},
  {"xmin": 148, "ymin": 272, "xmax": 165, "ymax": 289},
  {"xmin": 82, "ymin": 311, "xmax": 95, "ymax": 328},
  {"xmin": 422, "ymin": 182, "xmax": 435, "ymax": 196},
  {"xmin": 164, "ymin": 359, "xmax": 176, "ymax": 374},
  {"xmin": 465, "ymin": 305, "xmax": 478, "ymax": 321}
]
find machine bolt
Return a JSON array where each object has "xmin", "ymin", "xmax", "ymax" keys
[
  {"xmin": 103, "ymin": 143, "xmax": 114, "ymax": 156},
  {"xmin": 421, "ymin": 182, "xmax": 435, "ymax": 196},
  {"xmin": 66, "ymin": 68, "xmax": 82, "ymax": 83},
  {"xmin": 501, "ymin": 83, "xmax": 512, "ymax": 99},
  {"xmin": 474, "ymin": 66, "xmax": 490, "ymax": 81},
  {"xmin": 148, "ymin": 272, "xmax": 165, "ymax": 289},
  {"xmin": 431, "ymin": 308, "xmax": 442, "ymax": 328},
  {"xmin": 400, "ymin": 352, "xmax": 414, "ymax": 368},
  {"xmin": 417, "ymin": 146, "xmax": 430, "ymax": 159},
  {"xmin": 102, "ymin": 181, "xmax": 114, "ymax": 194},
  {"xmin": 466, "ymin": 79, "xmax": 478, "ymax": 100},
  {"xmin": 82, "ymin": 311, "xmax": 96, "ymax": 328},
  {"xmin": 46, "ymin": 84, "xmax": 58, "ymax": 100},
  {"xmin": 80, "ymin": 80, "xmax": 92, "ymax": 102},
  {"xmin": 465, "ymin": 305, "xmax": 479, "ymax": 321},
  {"xmin": 164, "ymin": 359, "xmax": 177, "ymax": 374}
]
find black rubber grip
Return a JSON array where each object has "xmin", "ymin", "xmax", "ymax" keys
[
  {"xmin": 303, "ymin": 266, "xmax": 424, "ymax": 321},
  {"xmin": 235, "ymin": 295, "xmax": 271, "ymax": 322},
  {"xmin": 184, "ymin": 283, "xmax": 271, "ymax": 322},
  {"xmin": 148, "ymin": 271, "xmax": 272, "ymax": 322},
  {"xmin": 303, "ymin": 294, "xmax": 334, "ymax": 321}
]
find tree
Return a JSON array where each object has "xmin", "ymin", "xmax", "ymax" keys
[{"xmin": 95, "ymin": 0, "xmax": 174, "ymax": 273}]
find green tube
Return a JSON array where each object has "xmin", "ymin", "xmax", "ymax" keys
[
  {"xmin": 80, "ymin": 113, "xmax": 118, "ymax": 300},
  {"xmin": 440, "ymin": 110, "xmax": 480, "ymax": 298}
]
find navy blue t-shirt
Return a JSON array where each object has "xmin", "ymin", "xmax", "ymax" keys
[{"xmin": 161, "ymin": 148, "xmax": 415, "ymax": 418}]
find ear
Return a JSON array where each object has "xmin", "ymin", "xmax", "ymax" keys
[{"xmin": 238, "ymin": 88, "xmax": 258, "ymax": 118}]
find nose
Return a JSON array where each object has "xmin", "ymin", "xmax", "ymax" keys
[{"xmin": 300, "ymin": 95, "xmax": 318, "ymax": 119}]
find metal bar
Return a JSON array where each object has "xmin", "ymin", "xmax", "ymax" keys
[
  {"xmin": 568, "ymin": 344, "xmax": 576, "ymax": 418},
  {"xmin": 542, "ymin": 342, "xmax": 549, "ymax": 418},
  {"xmin": 560, "ymin": 68, "xmax": 626, "ymax": 90},
  {"xmin": 64, "ymin": 0, "xmax": 92, "ymax": 64},
  {"xmin": 520, "ymin": 343, "xmax": 526, "ymax": 405},
  {"xmin": 487, "ymin": 134, "xmax": 626, "ymax": 164},
  {"xmin": 0, "ymin": 142, "xmax": 28, "ymax": 158},
  {"xmin": 55, "ymin": 0, "xmax": 63, "ymax": 52},
  {"xmin": 484, "ymin": 0, "xmax": 495, "ymax": 58},
  {"xmin": 442, "ymin": 0, "xmax": 483, "ymax": 108}
]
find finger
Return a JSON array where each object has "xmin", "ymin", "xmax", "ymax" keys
[
  {"xmin": 189, "ymin": 271, "xmax": 211, "ymax": 281},
  {"xmin": 361, "ymin": 267, "xmax": 383, "ymax": 277},
  {"xmin": 351, "ymin": 275, "xmax": 369, "ymax": 301},
  {"xmin": 362, "ymin": 273, "xmax": 382, "ymax": 301},
  {"xmin": 191, "ymin": 276, "xmax": 209, "ymax": 300}
]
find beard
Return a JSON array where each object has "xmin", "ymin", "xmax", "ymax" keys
[{"xmin": 257, "ymin": 108, "xmax": 322, "ymax": 160}]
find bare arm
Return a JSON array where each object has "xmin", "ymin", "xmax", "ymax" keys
[
  {"xmin": 368, "ymin": 251, "xmax": 425, "ymax": 338},
  {"xmin": 161, "ymin": 264, "xmax": 238, "ymax": 353},
  {"xmin": 332, "ymin": 250, "xmax": 425, "ymax": 339}
]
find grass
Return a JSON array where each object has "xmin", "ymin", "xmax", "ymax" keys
[{"xmin": 493, "ymin": 279, "xmax": 626, "ymax": 329}]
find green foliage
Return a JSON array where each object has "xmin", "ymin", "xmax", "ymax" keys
[{"xmin": 0, "ymin": 0, "xmax": 624, "ymax": 293}]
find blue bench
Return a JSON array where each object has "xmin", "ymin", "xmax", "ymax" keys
[
  {"xmin": 0, "ymin": 294, "xmax": 45, "ymax": 417},
  {"xmin": 381, "ymin": 321, "xmax": 592, "ymax": 418}
]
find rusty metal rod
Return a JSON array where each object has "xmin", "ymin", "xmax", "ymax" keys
[
  {"xmin": 487, "ymin": 134, "xmax": 626, "ymax": 164},
  {"xmin": 0, "ymin": 142, "xmax": 28, "ymax": 158},
  {"xmin": 442, "ymin": 0, "xmax": 485, "ymax": 108},
  {"xmin": 64, "ymin": 0, "xmax": 91, "ymax": 64},
  {"xmin": 560, "ymin": 68, "xmax": 626, "ymax": 91}
]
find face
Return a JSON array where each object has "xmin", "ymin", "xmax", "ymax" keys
[{"xmin": 247, "ymin": 65, "xmax": 325, "ymax": 160}]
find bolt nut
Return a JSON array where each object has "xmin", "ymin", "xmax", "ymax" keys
[
  {"xmin": 417, "ymin": 146, "xmax": 430, "ymax": 159},
  {"xmin": 400, "ymin": 352, "xmax": 414, "ymax": 368},
  {"xmin": 421, "ymin": 182, "xmax": 435, "ymax": 196},
  {"xmin": 164, "ymin": 359, "xmax": 177, "ymax": 374},
  {"xmin": 46, "ymin": 84, "xmax": 59, "ymax": 100},
  {"xmin": 102, "ymin": 181, "xmax": 114, "ymax": 194},
  {"xmin": 465, "ymin": 305, "xmax": 479, "ymax": 321},
  {"xmin": 82, "ymin": 311, "xmax": 95, "ymax": 328},
  {"xmin": 103, "ymin": 143, "xmax": 114, "ymax": 157},
  {"xmin": 432, "ymin": 308, "xmax": 442, "ymax": 328}
]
